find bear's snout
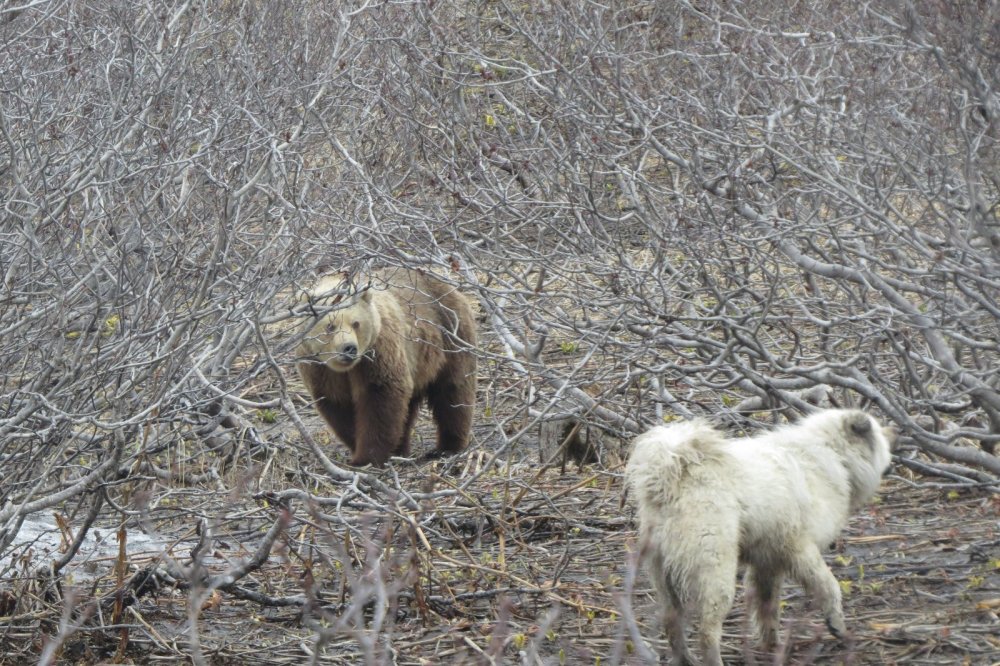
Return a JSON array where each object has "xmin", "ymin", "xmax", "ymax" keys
[{"xmin": 334, "ymin": 342, "xmax": 359, "ymax": 363}]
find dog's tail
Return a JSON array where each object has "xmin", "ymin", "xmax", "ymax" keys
[{"xmin": 624, "ymin": 419, "xmax": 727, "ymax": 510}]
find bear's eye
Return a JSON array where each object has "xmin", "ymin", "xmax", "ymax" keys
[
  {"xmin": 325, "ymin": 322, "xmax": 336, "ymax": 334},
  {"xmin": 351, "ymin": 320, "xmax": 360, "ymax": 330}
]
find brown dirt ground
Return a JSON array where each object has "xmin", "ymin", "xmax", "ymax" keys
[{"xmin": 3, "ymin": 423, "xmax": 997, "ymax": 665}]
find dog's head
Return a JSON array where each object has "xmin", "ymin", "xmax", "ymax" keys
[
  {"xmin": 841, "ymin": 410, "xmax": 896, "ymax": 509},
  {"xmin": 846, "ymin": 411, "xmax": 897, "ymax": 472}
]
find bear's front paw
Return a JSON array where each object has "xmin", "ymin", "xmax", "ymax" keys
[
  {"xmin": 349, "ymin": 452, "xmax": 381, "ymax": 467},
  {"xmin": 420, "ymin": 448, "xmax": 458, "ymax": 461}
]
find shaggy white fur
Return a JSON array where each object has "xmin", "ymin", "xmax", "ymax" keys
[{"xmin": 625, "ymin": 409, "xmax": 896, "ymax": 666}]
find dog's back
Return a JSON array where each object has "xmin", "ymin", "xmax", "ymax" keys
[{"xmin": 625, "ymin": 419, "xmax": 730, "ymax": 511}]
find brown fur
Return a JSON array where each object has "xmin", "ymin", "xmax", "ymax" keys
[{"xmin": 296, "ymin": 268, "xmax": 477, "ymax": 466}]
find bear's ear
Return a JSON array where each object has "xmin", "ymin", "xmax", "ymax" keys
[
  {"xmin": 298, "ymin": 288, "xmax": 312, "ymax": 304},
  {"xmin": 359, "ymin": 288, "xmax": 374, "ymax": 304},
  {"xmin": 301, "ymin": 273, "xmax": 351, "ymax": 306},
  {"xmin": 304, "ymin": 289, "xmax": 344, "ymax": 308}
]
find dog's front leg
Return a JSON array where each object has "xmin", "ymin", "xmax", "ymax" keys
[{"xmin": 789, "ymin": 544, "xmax": 848, "ymax": 638}]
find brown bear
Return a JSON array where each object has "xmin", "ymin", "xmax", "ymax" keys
[{"xmin": 296, "ymin": 268, "xmax": 477, "ymax": 466}]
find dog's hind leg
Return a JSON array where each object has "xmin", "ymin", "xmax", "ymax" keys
[
  {"xmin": 691, "ymin": 560, "xmax": 737, "ymax": 666},
  {"xmin": 672, "ymin": 515, "xmax": 738, "ymax": 666},
  {"xmin": 789, "ymin": 544, "xmax": 847, "ymax": 638},
  {"xmin": 650, "ymin": 558, "xmax": 696, "ymax": 665},
  {"xmin": 745, "ymin": 565, "xmax": 783, "ymax": 650},
  {"xmin": 665, "ymin": 587, "xmax": 697, "ymax": 665}
]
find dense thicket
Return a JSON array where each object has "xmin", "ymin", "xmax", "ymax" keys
[{"xmin": 1, "ymin": 1, "xmax": 998, "ymax": 662}]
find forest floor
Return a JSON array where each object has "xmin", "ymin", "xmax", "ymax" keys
[{"xmin": 2, "ymin": 416, "xmax": 997, "ymax": 665}]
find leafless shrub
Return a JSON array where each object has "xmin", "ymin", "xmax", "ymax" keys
[{"xmin": 1, "ymin": 0, "xmax": 998, "ymax": 662}]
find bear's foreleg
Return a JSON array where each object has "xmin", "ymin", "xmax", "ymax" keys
[
  {"xmin": 351, "ymin": 383, "xmax": 410, "ymax": 466},
  {"xmin": 314, "ymin": 398, "xmax": 356, "ymax": 452}
]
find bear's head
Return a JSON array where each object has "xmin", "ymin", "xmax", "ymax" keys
[{"xmin": 298, "ymin": 285, "xmax": 381, "ymax": 372}]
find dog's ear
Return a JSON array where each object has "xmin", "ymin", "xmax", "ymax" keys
[{"xmin": 847, "ymin": 412, "xmax": 872, "ymax": 438}]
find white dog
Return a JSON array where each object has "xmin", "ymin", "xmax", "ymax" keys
[{"xmin": 625, "ymin": 409, "xmax": 896, "ymax": 666}]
